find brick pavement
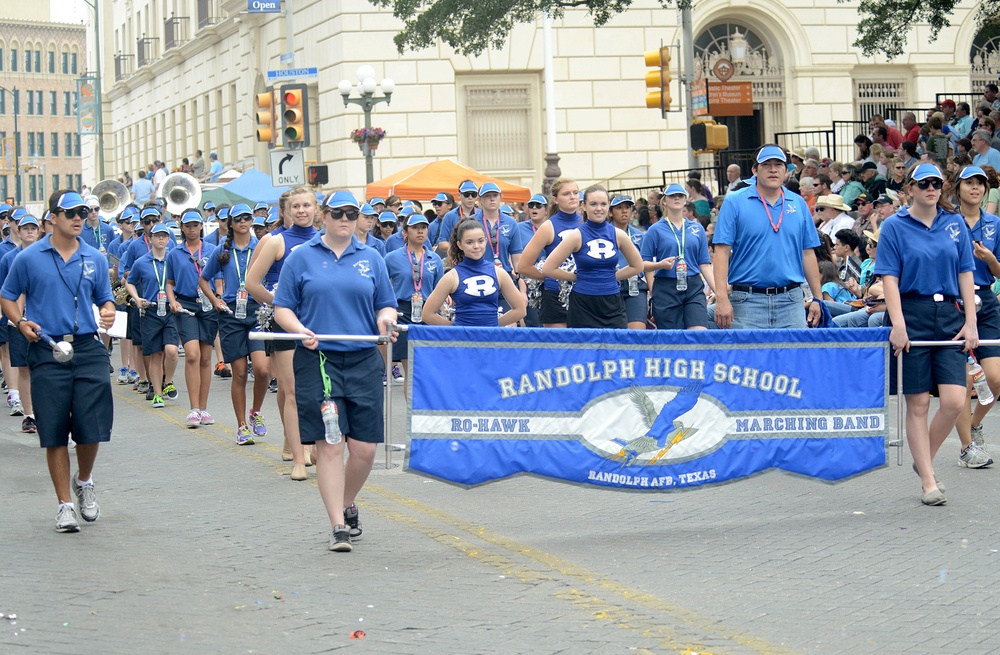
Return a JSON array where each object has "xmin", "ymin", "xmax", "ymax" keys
[{"xmin": 3, "ymin": 368, "xmax": 1000, "ymax": 654}]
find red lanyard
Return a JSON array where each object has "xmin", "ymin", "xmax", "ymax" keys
[
  {"xmin": 185, "ymin": 242, "xmax": 203, "ymax": 275},
  {"xmin": 407, "ymin": 247, "xmax": 425, "ymax": 293},
  {"xmin": 759, "ymin": 189, "xmax": 786, "ymax": 233},
  {"xmin": 143, "ymin": 235, "xmax": 151, "ymax": 252},
  {"xmin": 482, "ymin": 216, "xmax": 501, "ymax": 259}
]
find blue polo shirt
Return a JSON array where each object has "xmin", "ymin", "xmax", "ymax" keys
[
  {"xmin": 107, "ymin": 234, "xmax": 126, "ymax": 259},
  {"xmin": 384, "ymin": 245, "xmax": 444, "ymax": 301},
  {"xmin": 364, "ymin": 232, "xmax": 386, "ymax": 256},
  {"xmin": 435, "ymin": 206, "xmax": 474, "ymax": 247},
  {"xmin": 874, "ymin": 207, "xmax": 974, "ymax": 296},
  {"xmin": 1, "ymin": 234, "xmax": 114, "ymax": 335},
  {"xmin": 274, "ymin": 234, "xmax": 396, "ymax": 352},
  {"xmin": 473, "ymin": 211, "xmax": 524, "ymax": 273},
  {"xmin": 166, "ymin": 241, "xmax": 215, "ymax": 298},
  {"xmin": 713, "ymin": 183, "xmax": 819, "ymax": 287},
  {"xmin": 964, "ymin": 210, "xmax": 1000, "ymax": 288},
  {"xmin": 203, "ymin": 230, "xmax": 224, "ymax": 248},
  {"xmin": 640, "ymin": 218, "xmax": 710, "ymax": 278},
  {"xmin": 127, "ymin": 251, "xmax": 170, "ymax": 303},
  {"xmin": 0, "ymin": 237, "xmax": 18, "ymax": 262},
  {"xmin": 973, "ymin": 148, "xmax": 1000, "ymax": 171},
  {"xmin": 384, "ymin": 231, "xmax": 405, "ymax": 254},
  {"xmin": 81, "ymin": 221, "xmax": 116, "ymax": 253},
  {"xmin": 0, "ymin": 246, "xmax": 23, "ymax": 293},
  {"xmin": 200, "ymin": 236, "xmax": 258, "ymax": 303},
  {"xmin": 119, "ymin": 233, "xmax": 176, "ymax": 280}
]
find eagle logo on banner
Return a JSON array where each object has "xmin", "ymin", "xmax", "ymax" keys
[{"xmin": 612, "ymin": 383, "xmax": 703, "ymax": 467}]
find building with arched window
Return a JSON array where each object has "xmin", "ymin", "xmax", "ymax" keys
[{"xmin": 90, "ymin": 0, "xmax": 993, "ymax": 196}]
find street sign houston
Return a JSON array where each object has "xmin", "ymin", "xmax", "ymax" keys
[{"xmin": 266, "ymin": 68, "xmax": 318, "ymax": 83}]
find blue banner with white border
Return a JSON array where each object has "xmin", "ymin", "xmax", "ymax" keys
[{"xmin": 405, "ymin": 327, "xmax": 889, "ymax": 490}]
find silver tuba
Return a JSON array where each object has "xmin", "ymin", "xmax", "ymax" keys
[
  {"xmin": 161, "ymin": 172, "xmax": 203, "ymax": 215},
  {"xmin": 92, "ymin": 179, "xmax": 131, "ymax": 216}
]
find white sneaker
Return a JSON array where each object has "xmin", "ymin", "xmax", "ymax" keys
[
  {"xmin": 199, "ymin": 410, "xmax": 215, "ymax": 426},
  {"xmin": 72, "ymin": 478, "xmax": 100, "ymax": 522},
  {"xmin": 55, "ymin": 504, "xmax": 80, "ymax": 533},
  {"xmin": 959, "ymin": 443, "xmax": 994, "ymax": 469},
  {"xmin": 971, "ymin": 423, "xmax": 986, "ymax": 448},
  {"xmin": 9, "ymin": 400, "xmax": 23, "ymax": 417},
  {"xmin": 392, "ymin": 364, "xmax": 404, "ymax": 384},
  {"xmin": 186, "ymin": 409, "xmax": 202, "ymax": 429}
]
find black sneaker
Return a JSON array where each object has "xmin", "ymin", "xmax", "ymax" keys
[
  {"xmin": 344, "ymin": 504, "xmax": 363, "ymax": 540},
  {"xmin": 268, "ymin": 377, "xmax": 278, "ymax": 393},
  {"xmin": 329, "ymin": 525, "xmax": 352, "ymax": 552},
  {"xmin": 21, "ymin": 416, "xmax": 36, "ymax": 433},
  {"xmin": 145, "ymin": 388, "xmax": 156, "ymax": 401},
  {"xmin": 137, "ymin": 380, "xmax": 150, "ymax": 394}
]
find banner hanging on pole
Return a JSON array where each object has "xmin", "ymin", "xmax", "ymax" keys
[
  {"xmin": 0, "ymin": 137, "xmax": 15, "ymax": 174},
  {"xmin": 77, "ymin": 77, "xmax": 97, "ymax": 135},
  {"xmin": 405, "ymin": 327, "xmax": 889, "ymax": 490}
]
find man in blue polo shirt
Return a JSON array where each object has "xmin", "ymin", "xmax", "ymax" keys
[
  {"xmin": 434, "ymin": 180, "xmax": 480, "ymax": 249},
  {"xmin": 713, "ymin": 144, "xmax": 823, "ymax": 329},
  {"xmin": 0, "ymin": 190, "xmax": 116, "ymax": 534}
]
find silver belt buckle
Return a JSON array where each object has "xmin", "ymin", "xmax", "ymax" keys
[
  {"xmin": 932, "ymin": 294, "xmax": 944, "ymax": 302},
  {"xmin": 60, "ymin": 334, "xmax": 75, "ymax": 343}
]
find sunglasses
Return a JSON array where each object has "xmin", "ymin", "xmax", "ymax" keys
[
  {"xmin": 915, "ymin": 178, "xmax": 943, "ymax": 190},
  {"xmin": 527, "ymin": 202, "xmax": 545, "ymax": 209},
  {"xmin": 326, "ymin": 208, "xmax": 359, "ymax": 221},
  {"xmin": 815, "ymin": 206, "xmax": 827, "ymax": 212},
  {"xmin": 812, "ymin": 183, "xmax": 821, "ymax": 187},
  {"xmin": 462, "ymin": 192, "xmax": 478, "ymax": 199},
  {"xmin": 388, "ymin": 203, "xmax": 402, "ymax": 208},
  {"xmin": 140, "ymin": 218, "xmax": 158, "ymax": 225},
  {"xmin": 856, "ymin": 200, "xmax": 870, "ymax": 206},
  {"xmin": 61, "ymin": 207, "xmax": 90, "ymax": 219},
  {"xmin": 230, "ymin": 214, "xmax": 253, "ymax": 223}
]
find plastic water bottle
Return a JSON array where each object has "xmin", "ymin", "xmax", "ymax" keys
[
  {"xmin": 969, "ymin": 357, "xmax": 994, "ymax": 406},
  {"xmin": 321, "ymin": 397, "xmax": 342, "ymax": 444}
]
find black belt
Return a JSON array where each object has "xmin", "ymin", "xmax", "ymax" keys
[
  {"xmin": 900, "ymin": 292, "xmax": 957, "ymax": 303},
  {"xmin": 731, "ymin": 283, "xmax": 799, "ymax": 295},
  {"xmin": 51, "ymin": 333, "xmax": 97, "ymax": 343}
]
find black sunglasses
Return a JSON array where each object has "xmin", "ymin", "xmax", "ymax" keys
[
  {"xmin": 326, "ymin": 208, "xmax": 359, "ymax": 221},
  {"xmin": 62, "ymin": 207, "xmax": 91, "ymax": 219},
  {"xmin": 140, "ymin": 218, "xmax": 158, "ymax": 225},
  {"xmin": 527, "ymin": 202, "xmax": 545, "ymax": 209},
  {"xmin": 230, "ymin": 214, "xmax": 253, "ymax": 223},
  {"xmin": 462, "ymin": 192, "xmax": 478, "ymax": 199},
  {"xmin": 431, "ymin": 201, "xmax": 445, "ymax": 207},
  {"xmin": 915, "ymin": 178, "xmax": 943, "ymax": 190}
]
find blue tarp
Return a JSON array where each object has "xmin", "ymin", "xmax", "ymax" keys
[{"xmin": 221, "ymin": 169, "xmax": 290, "ymax": 205}]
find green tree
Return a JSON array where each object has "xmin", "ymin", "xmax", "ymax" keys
[{"xmin": 370, "ymin": 0, "xmax": 999, "ymax": 59}]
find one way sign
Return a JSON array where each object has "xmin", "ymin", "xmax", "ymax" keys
[{"xmin": 269, "ymin": 149, "xmax": 305, "ymax": 186}]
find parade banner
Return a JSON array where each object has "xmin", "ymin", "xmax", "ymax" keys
[
  {"xmin": 76, "ymin": 78, "xmax": 97, "ymax": 136},
  {"xmin": 405, "ymin": 327, "xmax": 889, "ymax": 490}
]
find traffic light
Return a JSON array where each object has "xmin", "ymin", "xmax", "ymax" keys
[
  {"xmin": 254, "ymin": 87, "xmax": 277, "ymax": 145},
  {"xmin": 644, "ymin": 46, "xmax": 672, "ymax": 114},
  {"xmin": 280, "ymin": 83, "xmax": 310, "ymax": 147},
  {"xmin": 690, "ymin": 120, "xmax": 730, "ymax": 154}
]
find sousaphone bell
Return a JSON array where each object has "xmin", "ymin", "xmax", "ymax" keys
[
  {"xmin": 161, "ymin": 172, "xmax": 203, "ymax": 215},
  {"xmin": 92, "ymin": 179, "xmax": 131, "ymax": 216}
]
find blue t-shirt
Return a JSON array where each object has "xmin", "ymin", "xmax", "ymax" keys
[
  {"xmin": 572, "ymin": 219, "xmax": 620, "ymax": 296},
  {"xmin": 640, "ymin": 218, "xmax": 711, "ymax": 278},
  {"xmin": 127, "ymin": 251, "xmax": 170, "ymax": 303},
  {"xmin": 452, "ymin": 256, "xmax": 500, "ymax": 327},
  {"xmin": 822, "ymin": 282, "xmax": 854, "ymax": 304},
  {"xmin": 384, "ymin": 245, "xmax": 444, "ymax": 302},
  {"xmin": 542, "ymin": 211, "xmax": 584, "ymax": 292},
  {"xmin": 964, "ymin": 210, "xmax": 1000, "ymax": 288},
  {"xmin": 166, "ymin": 241, "xmax": 213, "ymax": 298},
  {"xmin": 200, "ymin": 237, "xmax": 258, "ymax": 303},
  {"xmin": 713, "ymin": 183, "xmax": 820, "ymax": 287},
  {"xmin": 1, "ymin": 234, "xmax": 113, "ymax": 335},
  {"xmin": 474, "ymin": 212, "xmax": 524, "ymax": 273},
  {"xmin": 80, "ymin": 221, "xmax": 116, "ymax": 253},
  {"xmin": 273, "ymin": 234, "xmax": 396, "ymax": 352},
  {"xmin": 874, "ymin": 207, "xmax": 975, "ymax": 297},
  {"xmin": 973, "ymin": 148, "xmax": 1000, "ymax": 171}
]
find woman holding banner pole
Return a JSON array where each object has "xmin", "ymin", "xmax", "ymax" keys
[
  {"xmin": 875, "ymin": 163, "xmax": 978, "ymax": 506},
  {"xmin": 273, "ymin": 190, "xmax": 397, "ymax": 552}
]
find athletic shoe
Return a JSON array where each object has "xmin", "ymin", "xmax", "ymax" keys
[
  {"xmin": 214, "ymin": 362, "xmax": 225, "ymax": 377},
  {"xmin": 392, "ymin": 364, "xmax": 404, "ymax": 384},
  {"xmin": 268, "ymin": 377, "xmax": 278, "ymax": 393},
  {"xmin": 55, "ymin": 505, "xmax": 80, "ymax": 533},
  {"xmin": 236, "ymin": 425, "xmax": 255, "ymax": 446},
  {"xmin": 344, "ymin": 504, "xmax": 363, "ymax": 540},
  {"xmin": 151, "ymin": 395, "xmax": 165, "ymax": 408},
  {"xmin": 117, "ymin": 367, "xmax": 129, "ymax": 384},
  {"xmin": 219, "ymin": 365, "xmax": 232, "ymax": 378},
  {"xmin": 383, "ymin": 373, "xmax": 387, "ymax": 387},
  {"xmin": 21, "ymin": 416, "xmax": 36, "ymax": 433},
  {"xmin": 72, "ymin": 478, "xmax": 100, "ymax": 522},
  {"xmin": 199, "ymin": 410, "xmax": 215, "ymax": 426},
  {"xmin": 250, "ymin": 411, "xmax": 267, "ymax": 437},
  {"xmin": 137, "ymin": 380, "xmax": 150, "ymax": 394},
  {"xmin": 9, "ymin": 400, "xmax": 23, "ymax": 417},
  {"xmin": 959, "ymin": 443, "xmax": 993, "ymax": 468},
  {"xmin": 163, "ymin": 382, "xmax": 179, "ymax": 401},
  {"xmin": 247, "ymin": 362, "xmax": 254, "ymax": 380},
  {"xmin": 145, "ymin": 388, "xmax": 156, "ymax": 401},
  {"xmin": 127, "ymin": 369, "xmax": 138, "ymax": 384},
  {"xmin": 186, "ymin": 409, "xmax": 201, "ymax": 428},
  {"xmin": 329, "ymin": 525, "xmax": 353, "ymax": 552},
  {"xmin": 971, "ymin": 424, "xmax": 986, "ymax": 448}
]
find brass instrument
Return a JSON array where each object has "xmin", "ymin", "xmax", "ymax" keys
[
  {"xmin": 160, "ymin": 172, "xmax": 202, "ymax": 215},
  {"xmin": 92, "ymin": 179, "xmax": 131, "ymax": 216}
]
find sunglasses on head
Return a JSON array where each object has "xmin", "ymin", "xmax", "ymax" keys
[
  {"xmin": 462, "ymin": 192, "xmax": 478, "ymax": 199},
  {"xmin": 62, "ymin": 207, "xmax": 90, "ymax": 219},
  {"xmin": 230, "ymin": 214, "xmax": 253, "ymax": 223},
  {"xmin": 915, "ymin": 178, "xmax": 943, "ymax": 190},
  {"xmin": 326, "ymin": 208, "xmax": 359, "ymax": 221}
]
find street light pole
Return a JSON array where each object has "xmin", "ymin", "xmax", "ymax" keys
[
  {"xmin": 338, "ymin": 66, "xmax": 394, "ymax": 185},
  {"xmin": 0, "ymin": 85, "xmax": 21, "ymax": 204},
  {"xmin": 82, "ymin": 0, "xmax": 105, "ymax": 182}
]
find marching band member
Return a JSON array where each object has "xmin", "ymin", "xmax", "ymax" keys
[
  {"xmin": 434, "ymin": 180, "xmax": 479, "ymax": 250},
  {"xmin": 356, "ymin": 204, "xmax": 386, "ymax": 256},
  {"xmin": 610, "ymin": 195, "xmax": 649, "ymax": 330},
  {"xmin": 517, "ymin": 194, "xmax": 549, "ymax": 327},
  {"xmin": 475, "ymin": 182, "xmax": 524, "ymax": 311}
]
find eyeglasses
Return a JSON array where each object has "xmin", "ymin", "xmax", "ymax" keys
[
  {"xmin": 462, "ymin": 192, "xmax": 478, "ymax": 199},
  {"xmin": 388, "ymin": 202, "xmax": 402, "ymax": 208},
  {"xmin": 62, "ymin": 207, "xmax": 90, "ymax": 219},
  {"xmin": 915, "ymin": 178, "xmax": 943, "ymax": 190},
  {"xmin": 230, "ymin": 214, "xmax": 253, "ymax": 223},
  {"xmin": 326, "ymin": 208, "xmax": 359, "ymax": 221},
  {"xmin": 431, "ymin": 201, "xmax": 444, "ymax": 207},
  {"xmin": 527, "ymin": 202, "xmax": 545, "ymax": 209}
]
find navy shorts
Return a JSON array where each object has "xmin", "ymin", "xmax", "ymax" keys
[
  {"xmin": 263, "ymin": 314, "xmax": 295, "ymax": 355},
  {"xmin": 218, "ymin": 300, "xmax": 264, "ymax": 363},
  {"xmin": 651, "ymin": 275, "xmax": 708, "ymax": 329},
  {"xmin": 174, "ymin": 295, "xmax": 219, "ymax": 345},
  {"xmin": 8, "ymin": 323, "xmax": 28, "ymax": 367},
  {"xmin": 391, "ymin": 298, "xmax": 414, "ymax": 361},
  {"xmin": 293, "ymin": 346, "xmax": 384, "ymax": 445},
  {"xmin": 567, "ymin": 290, "xmax": 627, "ymax": 329},
  {"xmin": 539, "ymin": 287, "xmax": 568, "ymax": 325},
  {"xmin": 974, "ymin": 289, "xmax": 1000, "ymax": 361},
  {"xmin": 127, "ymin": 305, "xmax": 143, "ymax": 345},
  {"xmin": 621, "ymin": 290, "xmax": 649, "ymax": 324},
  {"xmin": 140, "ymin": 309, "xmax": 179, "ymax": 356},
  {"xmin": 886, "ymin": 296, "xmax": 967, "ymax": 395},
  {"xmin": 28, "ymin": 335, "xmax": 113, "ymax": 449},
  {"xmin": 0, "ymin": 318, "xmax": 8, "ymax": 346}
]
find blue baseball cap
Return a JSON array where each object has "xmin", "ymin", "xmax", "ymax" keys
[
  {"xmin": 140, "ymin": 207, "xmax": 160, "ymax": 220},
  {"xmin": 154, "ymin": 198, "xmax": 166, "ymax": 207},
  {"xmin": 378, "ymin": 211, "xmax": 398, "ymax": 224},
  {"xmin": 252, "ymin": 215, "xmax": 267, "ymax": 227},
  {"xmin": 323, "ymin": 191, "xmax": 359, "ymax": 210},
  {"xmin": 10, "ymin": 208, "xmax": 28, "ymax": 221},
  {"xmin": 0, "ymin": 203, "xmax": 11, "ymax": 215},
  {"xmin": 253, "ymin": 201, "xmax": 269, "ymax": 212},
  {"xmin": 755, "ymin": 145, "xmax": 788, "ymax": 164},
  {"xmin": 121, "ymin": 206, "xmax": 139, "ymax": 221},
  {"xmin": 217, "ymin": 206, "xmax": 231, "ymax": 220},
  {"xmin": 180, "ymin": 209, "xmax": 203, "ymax": 224},
  {"xmin": 458, "ymin": 181, "xmax": 478, "ymax": 194},
  {"xmin": 129, "ymin": 211, "xmax": 140, "ymax": 224},
  {"xmin": 229, "ymin": 203, "xmax": 253, "ymax": 218},
  {"xmin": 360, "ymin": 203, "xmax": 376, "ymax": 216},
  {"xmin": 478, "ymin": 182, "xmax": 501, "ymax": 195},
  {"xmin": 610, "ymin": 195, "xmax": 635, "ymax": 207},
  {"xmin": 911, "ymin": 163, "xmax": 944, "ymax": 181},
  {"xmin": 528, "ymin": 194, "xmax": 548, "ymax": 206},
  {"xmin": 202, "ymin": 201, "xmax": 216, "ymax": 211},
  {"xmin": 42, "ymin": 211, "xmax": 51, "ymax": 223},
  {"xmin": 500, "ymin": 205, "xmax": 514, "ymax": 215},
  {"xmin": 959, "ymin": 165, "xmax": 988, "ymax": 181},
  {"xmin": 266, "ymin": 208, "xmax": 280, "ymax": 224},
  {"xmin": 406, "ymin": 213, "xmax": 430, "ymax": 226},
  {"xmin": 17, "ymin": 215, "xmax": 39, "ymax": 228},
  {"xmin": 56, "ymin": 192, "xmax": 87, "ymax": 210},
  {"xmin": 149, "ymin": 223, "xmax": 171, "ymax": 236},
  {"xmin": 165, "ymin": 220, "xmax": 178, "ymax": 229},
  {"xmin": 399, "ymin": 206, "xmax": 417, "ymax": 217},
  {"xmin": 368, "ymin": 197, "xmax": 385, "ymax": 206},
  {"xmin": 662, "ymin": 184, "xmax": 688, "ymax": 197},
  {"xmin": 432, "ymin": 192, "xmax": 449, "ymax": 203}
]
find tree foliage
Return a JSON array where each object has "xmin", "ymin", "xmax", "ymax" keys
[{"xmin": 369, "ymin": 0, "xmax": 998, "ymax": 60}]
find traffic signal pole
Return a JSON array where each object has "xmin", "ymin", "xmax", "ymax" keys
[{"xmin": 680, "ymin": 5, "xmax": 697, "ymax": 169}]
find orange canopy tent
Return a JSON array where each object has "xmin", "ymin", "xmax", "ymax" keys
[{"xmin": 365, "ymin": 159, "xmax": 533, "ymax": 203}]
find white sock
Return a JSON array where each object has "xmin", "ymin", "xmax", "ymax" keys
[
  {"xmin": 59, "ymin": 502, "xmax": 74, "ymax": 510},
  {"xmin": 75, "ymin": 475, "xmax": 92, "ymax": 486},
  {"xmin": 9, "ymin": 390, "xmax": 18, "ymax": 402}
]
